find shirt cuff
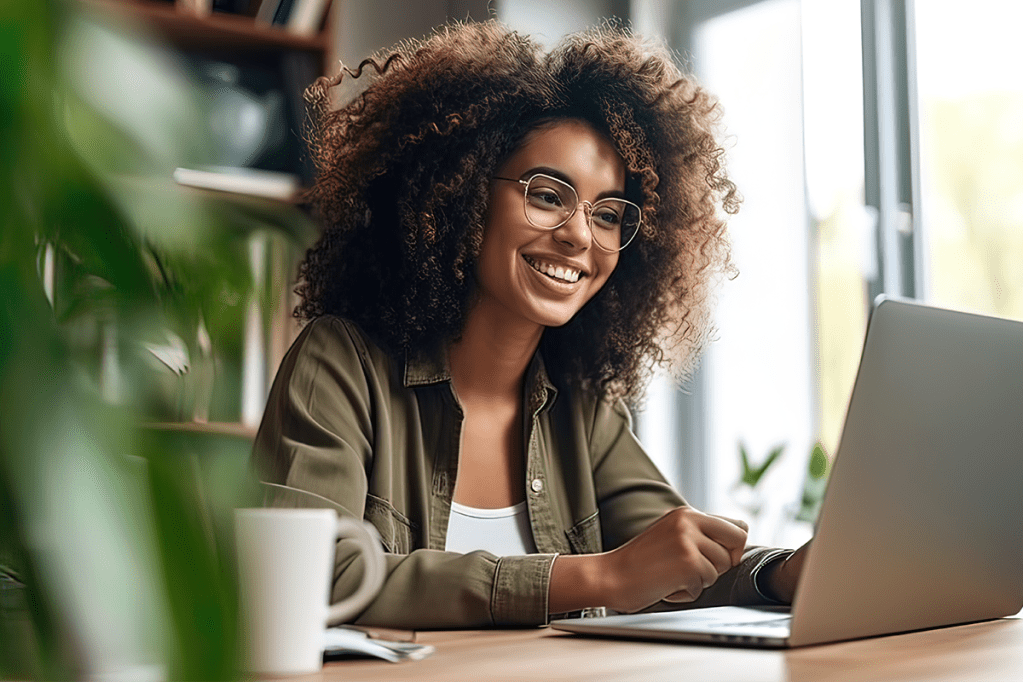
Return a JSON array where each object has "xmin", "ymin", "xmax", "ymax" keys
[
  {"xmin": 749, "ymin": 548, "xmax": 796, "ymax": 604},
  {"xmin": 724, "ymin": 547, "xmax": 795, "ymax": 605},
  {"xmin": 490, "ymin": 553, "xmax": 559, "ymax": 626}
]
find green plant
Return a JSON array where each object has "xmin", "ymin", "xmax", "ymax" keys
[
  {"xmin": 1, "ymin": 0, "xmax": 311, "ymax": 678},
  {"xmin": 737, "ymin": 441, "xmax": 786, "ymax": 489},
  {"xmin": 794, "ymin": 440, "xmax": 831, "ymax": 523},
  {"xmin": 731, "ymin": 441, "xmax": 785, "ymax": 533}
]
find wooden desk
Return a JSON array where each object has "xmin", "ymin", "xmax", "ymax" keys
[{"xmin": 310, "ymin": 615, "xmax": 1023, "ymax": 681}]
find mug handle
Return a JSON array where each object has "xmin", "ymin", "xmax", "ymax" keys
[{"xmin": 326, "ymin": 517, "xmax": 387, "ymax": 626}]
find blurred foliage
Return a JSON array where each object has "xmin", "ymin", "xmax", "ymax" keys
[
  {"xmin": 734, "ymin": 439, "xmax": 831, "ymax": 530},
  {"xmin": 794, "ymin": 441, "xmax": 830, "ymax": 524},
  {"xmin": 737, "ymin": 441, "xmax": 785, "ymax": 489},
  {"xmin": 1, "ymin": 0, "xmax": 313, "ymax": 678}
]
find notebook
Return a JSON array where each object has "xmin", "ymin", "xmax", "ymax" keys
[{"xmin": 552, "ymin": 297, "xmax": 1023, "ymax": 647}]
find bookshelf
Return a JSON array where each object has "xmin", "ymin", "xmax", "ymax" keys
[
  {"xmin": 76, "ymin": 0, "xmax": 337, "ymax": 197},
  {"xmin": 79, "ymin": 0, "xmax": 335, "ymax": 71},
  {"xmin": 74, "ymin": 0, "xmax": 331, "ymax": 427}
]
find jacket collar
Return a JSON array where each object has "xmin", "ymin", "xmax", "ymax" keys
[{"xmin": 403, "ymin": 342, "xmax": 558, "ymax": 413}]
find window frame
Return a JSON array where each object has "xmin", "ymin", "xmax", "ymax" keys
[{"xmin": 860, "ymin": 0, "xmax": 926, "ymax": 305}]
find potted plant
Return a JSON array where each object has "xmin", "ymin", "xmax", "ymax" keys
[{"xmin": 1, "ymin": 1, "xmax": 312, "ymax": 678}]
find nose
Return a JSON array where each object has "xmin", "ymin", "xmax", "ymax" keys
[{"xmin": 552, "ymin": 202, "xmax": 593, "ymax": 250}]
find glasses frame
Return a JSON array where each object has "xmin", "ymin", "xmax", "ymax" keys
[{"xmin": 493, "ymin": 174, "xmax": 642, "ymax": 253}]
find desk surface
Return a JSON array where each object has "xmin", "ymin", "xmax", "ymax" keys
[{"xmin": 310, "ymin": 615, "xmax": 1023, "ymax": 682}]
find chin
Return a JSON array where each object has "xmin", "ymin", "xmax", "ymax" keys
[{"xmin": 529, "ymin": 307, "xmax": 580, "ymax": 329}]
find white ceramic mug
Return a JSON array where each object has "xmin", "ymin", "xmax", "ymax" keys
[{"xmin": 234, "ymin": 508, "xmax": 386, "ymax": 676}]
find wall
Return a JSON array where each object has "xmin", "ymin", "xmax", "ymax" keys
[
  {"xmin": 335, "ymin": 0, "xmax": 492, "ymax": 66},
  {"xmin": 496, "ymin": 0, "xmax": 618, "ymax": 44}
]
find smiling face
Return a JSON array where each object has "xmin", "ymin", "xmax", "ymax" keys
[{"xmin": 473, "ymin": 118, "xmax": 625, "ymax": 335}]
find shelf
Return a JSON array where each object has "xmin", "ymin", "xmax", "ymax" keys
[
  {"xmin": 79, "ymin": 0, "xmax": 330, "ymax": 53},
  {"xmin": 187, "ymin": 183, "xmax": 306, "ymax": 207},
  {"xmin": 144, "ymin": 421, "xmax": 258, "ymax": 440},
  {"xmin": 106, "ymin": 173, "xmax": 317, "ymax": 244},
  {"xmin": 111, "ymin": 172, "xmax": 307, "ymax": 207}
]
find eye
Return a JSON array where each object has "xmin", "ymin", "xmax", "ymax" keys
[
  {"xmin": 529, "ymin": 188, "xmax": 565, "ymax": 208},
  {"xmin": 592, "ymin": 207, "xmax": 623, "ymax": 230}
]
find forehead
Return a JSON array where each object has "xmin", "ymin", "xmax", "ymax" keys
[{"xmin": 500, "ymin": 118, "xmax": 626, "ymax": 191}]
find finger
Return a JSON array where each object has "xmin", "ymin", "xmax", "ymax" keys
[
  {"xmin": 708, "ymin": 513, "xmax": 749, "ymax": 533},
  {"xmin": 689, "ymin": 550, "xmax": 719, "ymax": 590},
  {"xmin": 695, "ymin": 535, "xmax": 734, "ymax": 576},
  {"xmin": 697, "ymin": 514, "xmax": 749, "ymax": 555},
  {"xmin": 663, "ymin": 589, "xmax": 696, "ymax": 603},
  {"xmin": 729, "ymin": 543, "xmax": 745, "ymax": 567},
  {"xmin": 669, "ymin": 579, "xmax": 704, "ymax": 603}
]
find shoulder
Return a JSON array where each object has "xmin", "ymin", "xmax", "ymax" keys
[
  {"xmin": 295, "ymin": 315, "xmax": 395, "ymax": 361},
  {"xmin": 282, "ymin": 315, "xmax": 400, "ymax": 393},
  {"xmin": 295, "ymin": 315, "xmax": 368, "ymax": 353}
]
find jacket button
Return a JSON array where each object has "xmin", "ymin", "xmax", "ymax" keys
[{"xmin": 531, "ymin": 478, "xmax": 544, "ymax": 493}]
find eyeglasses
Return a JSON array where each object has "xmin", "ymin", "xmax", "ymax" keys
[{"xmin": 493, "ymin": 173, "xmax": 642, "ymax": 253}]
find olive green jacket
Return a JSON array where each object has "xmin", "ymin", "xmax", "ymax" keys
[{"xmin": 252, "ymin": 316, "xmax": 785, "ymax": 629}]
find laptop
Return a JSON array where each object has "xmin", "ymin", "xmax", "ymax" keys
[{"xmin": 552, "ymin": 297, "xmax": 1023, "ymax": 647}]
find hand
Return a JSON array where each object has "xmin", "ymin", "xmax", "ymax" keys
[
  {"xmin": 760, "ymin": 540, "xmax": 811, "ymax": 604},
  {"xmin": 603, "ymin": 507, "xmax": 748, "ymax": 613}
]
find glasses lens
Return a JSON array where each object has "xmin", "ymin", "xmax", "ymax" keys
[
  {"xmin": 590, "ymin": 199, "xmax": 641, "ymax": 251},
  {"xmin": 524, "ymin": 175, "xmax": 576, "ymax": 228}
]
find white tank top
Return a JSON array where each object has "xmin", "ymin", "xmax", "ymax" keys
[{"xmin": 444, "ymin": 501, "xmax": 539, "ymax": 556}]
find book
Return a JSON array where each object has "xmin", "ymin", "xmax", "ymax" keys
[
  {"xmin": 286, "ymin": 0, "xmax": 330, "ymax": 36},
  {"xmin": 178, "ymin": 0, "xmax": 212, "ymax": 15},
  {"xmin": 254, "ymin": 0, "xmax": 282, "ymax": 24},
  {"xmin": 280, "ymin": 51, "xmax": 320, "ymax": 185},
  {"xmin": 212, "ymin": 0, "xmax": 253, "ymax": 14},
  {"xmin": 173, "ymin": 166, "xmax": 300, "ymax": 201},
  {"xmin": 272, "ymin": 0, "xmax": 296, "ymax": 25}
]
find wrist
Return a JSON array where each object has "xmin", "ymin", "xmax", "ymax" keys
[
  {"xmin": 594, "ymin": 550, "xmax": 623, "ymax": 609},
  {"xmin": 548, "ymin": 552, "xmax": 616, "ymax": 614},
  {"xmin": 595, "ymin": 547, "xmax": 640, "ymax": 613}
]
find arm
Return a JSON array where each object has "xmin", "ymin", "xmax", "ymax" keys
[
  {"xmin": 252, "ymin": 318, "xmax": 555, "ymax": 629},
  {"xmin": 556, "ymin": 396, "xmax": 793, "ymax": 612},
  {"xmin": 549, "ymin": 507, "xmax": 749, "ymax": 614}
]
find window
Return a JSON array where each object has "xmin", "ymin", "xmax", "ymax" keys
[
  {"xmin": 635, "ymin": 0, "xmax": 817, "ymax": 545},
  {"xmin": 636, "ymin": 0, "xmax": 863, "ymax": 546},
  {"xmin": 915, "ymin": 0, "xmax": 1023, "ymax": 321},
  {"xmin": 804, "ymin": 0, "xmax": 868, "ymax": 459}
]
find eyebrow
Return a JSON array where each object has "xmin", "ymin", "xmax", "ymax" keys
[{"xmin": 519, "ymin": 166, "xmax": 627, "ymax": 201}]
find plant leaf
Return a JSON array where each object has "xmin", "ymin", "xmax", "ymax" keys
[
  {"xmin": 809, "ymin": 441, "xmax": 829, "ymax": 479},
  {"xmin": 738, "ymin": 442, "xmax": 785, "ymax": 488}
]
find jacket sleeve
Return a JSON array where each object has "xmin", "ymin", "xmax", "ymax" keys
[
  {"xmin": 251, "ymin": 318, "xmax": 555, "ymax": 629},
  {"xmin": 587, "ymin": 396, "xmax": 792, "ymax": 608}
]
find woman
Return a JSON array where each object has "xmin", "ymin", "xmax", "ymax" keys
[{"xmin": 253, "ymin": 21, "xmax": 804, "ymax": 629}]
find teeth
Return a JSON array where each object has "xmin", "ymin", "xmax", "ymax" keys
[{"xmin": 526, "ymin": 257, "xmax": 580, "ymax": 283}]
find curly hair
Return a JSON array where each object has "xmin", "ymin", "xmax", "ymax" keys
[{"xmin": 297, "ymin": 20, "xmax": 739, "ymax": 403}]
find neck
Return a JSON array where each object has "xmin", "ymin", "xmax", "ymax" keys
[{"xmin": 448, "ymin": 304, "xmax": 543, "ymax": 401}]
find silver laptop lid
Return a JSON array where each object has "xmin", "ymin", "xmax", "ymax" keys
[{"xmin": 789, "ymin": 297, "xmax": 1023, "ymax": 646}]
